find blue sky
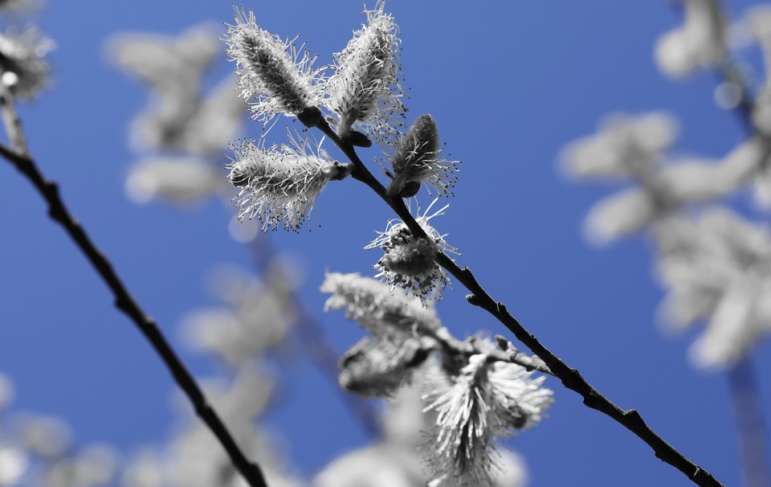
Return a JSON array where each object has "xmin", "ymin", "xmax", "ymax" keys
[{"xmin": 0, "ymin": 1, "xmax": 768, "ymax": 486}]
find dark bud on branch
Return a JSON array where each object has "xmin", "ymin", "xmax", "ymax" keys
[{"xmin": 344, "ymin": 129, "xmax": 373, "ymax": 148}]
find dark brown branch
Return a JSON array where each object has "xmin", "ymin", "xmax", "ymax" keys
[
  {"xmin": 0, "ymin": 142, "xmax": 269, "ymax": 487},
  {"xmin": 312, "ymin": 116, "xmax": 724, "ymax": 487}
]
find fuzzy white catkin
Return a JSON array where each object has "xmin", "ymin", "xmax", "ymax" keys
[
  {"xmin": 366, "ymin": 202, "xmax": 455, "ymax": 302},
  {"xmin": 228, "ymin": 138, "xmax": 342, "ymax": 231},
  {"xmin": 226, "ymin": 10, "xmax": 322, "ymax": 123},
  {"xmin": 321, "ymin": 272, "xmax": 442, "ymax": 336},
  {"xmin": 326, "ymin": 2, "xmax": 404, "ymax": 144},
  {"xmin": 423, "ymin": 353, "xmax": 552, "ymax": 487},
  {"xmin": 654, "ymin": 0, "xmax": 725, "ymax": 79},
  {"xmin": 125, "ymin": 157, "xmax": 223, "ymax": 206}
]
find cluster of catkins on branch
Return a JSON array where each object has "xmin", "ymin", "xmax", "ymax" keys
[
  {"xmin": 222, "ymin": 3, "xmax": 554, "ymax": 486},
  {"xmin": 562, "ymin": 0, "xmax": 771, "ymax": 369}
]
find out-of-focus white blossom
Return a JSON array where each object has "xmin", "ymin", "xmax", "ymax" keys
[
  {"xmin": 655, "ymin": 207, "xmax": 771, "ymax": 368},
  {"xmin": 326, "ymin": 2, "xmax": 404, "ymax": 145},
  {"xmin": 388, "ymin": 115, "xmax": 458, "ymax": 198},
  {"xmin": 228, "ymin": 136, "xmax": 347, "ymax": 230},
  {"xmin": 567, "ymin": 113, "xmax": 757, "ymax": 244},
  {"xmin": 130, "ymin": 76, "xmax": 245, "ymax": 156},
  {"xmin": 13, "ymin": 414, "xmax": 71, "ymax": 458},
  {"xmin": 109, "ymin": 24, "xmax": 218, "ymax": 96},
  {"xmin": 226, "ymin": 10, "xmax": 323, "ymax": 124},
  {"xmin": 125, "ymin": 157, "xmax": 224, "ymax": 206},
  {"xmin": 44, "ymin": 445, "xmax": 117, "ymax": 487},
  {"xmin": 654, "ymin": 0, "xmax": 725, "ymax": 78},
  {"xmin": 0, "ymin": 445, "xmax": 26, "ymax": 486},
  {"xmin": 185, "ymin": 265, "xmax": 295, "ymax": 366},
  {"xmin": 121, "ymin": 452, "xmax": 163, "ymax": 487},
  {"xmin": 423, "ymin": 353, "xmax": 551, "ymax": 487},
  {"xmin": 584, "ymin": 188, "xmax": 658, "ymax": 244},
  {"xmin": 560, "ymin": 112, "xmax": 678, "ymax": 181},
  {"xmin": 366, "ymin": 202, "xmax": 455, "ymax": 302},
  {"xmin": 0, "ymin": 28, "xmax": 53, "ymax": 99},
  {"xmin": 110, "ymin": 26, "xmax": 246, "ymax": 156},
  {"xmin": 583, "ymin": 155, "xmax": 753, "ymax": 244}
]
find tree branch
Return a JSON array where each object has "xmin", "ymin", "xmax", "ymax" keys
[
  {"xmin": 0, "ymin": 144, "xmax": 269, "ymax": 487},
  {"xmin": 312, "ymin": 117, "xmax": 724, "ymax": 487}
]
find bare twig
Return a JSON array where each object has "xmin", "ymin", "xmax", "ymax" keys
[
  {"xmin": 309, "ymin": 116, "xmax": 724, "ymax": 487},
  {"xmin": 0, "ymin": 118, "xmax": 269, "ymax": 486},
  {"xmin": 0, "ymin": 82, "xmax": 28, "ymax": 155},
  {"xmin": 728, "ymin": 357, "xmax": 771, "ymax": 487}
]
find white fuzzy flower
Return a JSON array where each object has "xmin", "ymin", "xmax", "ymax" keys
[
  {"xmin": 109, "ymin": 25, "xmax": 244, "ymax": 155},
  {"xmin": 654, "ymin": 0, "xmax": 725, "ymax": 79},
  {"xmin": 228, "ymin": 136, "xmax": 347, "ymax": 231},
  {"xmin": 655, "ymin": 208, "xmax": 771, "ymax": 368},
  {"xmin": 0, "ymin": 445, "xmax": 26, "ymax": 486},
  {"xmin": 13, "ymin": 414, "xmax": 71, "ymax": 458},
  {"xmin": 108, "ymin": 23, "xmax": 219, "ymax": 96},
  {"xmin": 125, "ymin": 157, "xmax": 223, "ymax": 206},
  {"xmin": 423, "ymin": 354, "xmax": 552, "ymax": 486},
  {"xmin": 130, "ymin": 76, "xmax": 245, "ymax": 156},
  {"xmin": 226, "ymin": 10, "xmax": 323, "ymax": 124},
  {"xmin": 560, "ymin": 112, "xmax": 678, "ymax": 181},
  {"xmin": 326, "ymin": 2, "xmax": 404, "ymax": 145},
  {"xmin": 366, "ymin": 202, "xmax": 455, "ymax": 302},
  {"xmin": 387, "ymin": 115, "xmax": 458, "ymax": 198},
  {"xmin": 185, "ymin": 265, "xmax": 294, "ymax": 366},
  {"xmin": 321, "ymin": 272, "xmax": 442, "ymax": 337},
  {"xmin": 0, "ymin": 28, "xmax": 53, "ymax": 99},
  {"xmin": 44, "ymin": 445, "xmax": 117, "ymax": 487}
]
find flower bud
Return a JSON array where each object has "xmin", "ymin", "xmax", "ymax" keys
[{"xmin": 388, "ymin": 115, "xmax": 458, "ymax": 198}]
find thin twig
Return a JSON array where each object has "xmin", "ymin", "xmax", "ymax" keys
[
  {"xmin": 728, "ymin": 357, "xmax": 771, "ymax": 487},
  {"xmin": 0, "ymin": 143, "xmax": 269, "ymax": 486},
  {"xmin": 0, "ymin": 82, "xmax": 28, "ymax": 155},
  {"xmin": 311, "ymin": 117, "xmax": 724, "ymax": 487},
  {"xmin": 248, "ymin": 235, "xmax": 382, "ymax": 437}
]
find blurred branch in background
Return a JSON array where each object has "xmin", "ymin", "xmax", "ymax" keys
[
  {"xmin": 248, "ymin": 234, "xmax": 382, "ymax": 437},
  {"xmin": 564, "ymin": 1, "xmax": 771, "ymax": 486}
]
